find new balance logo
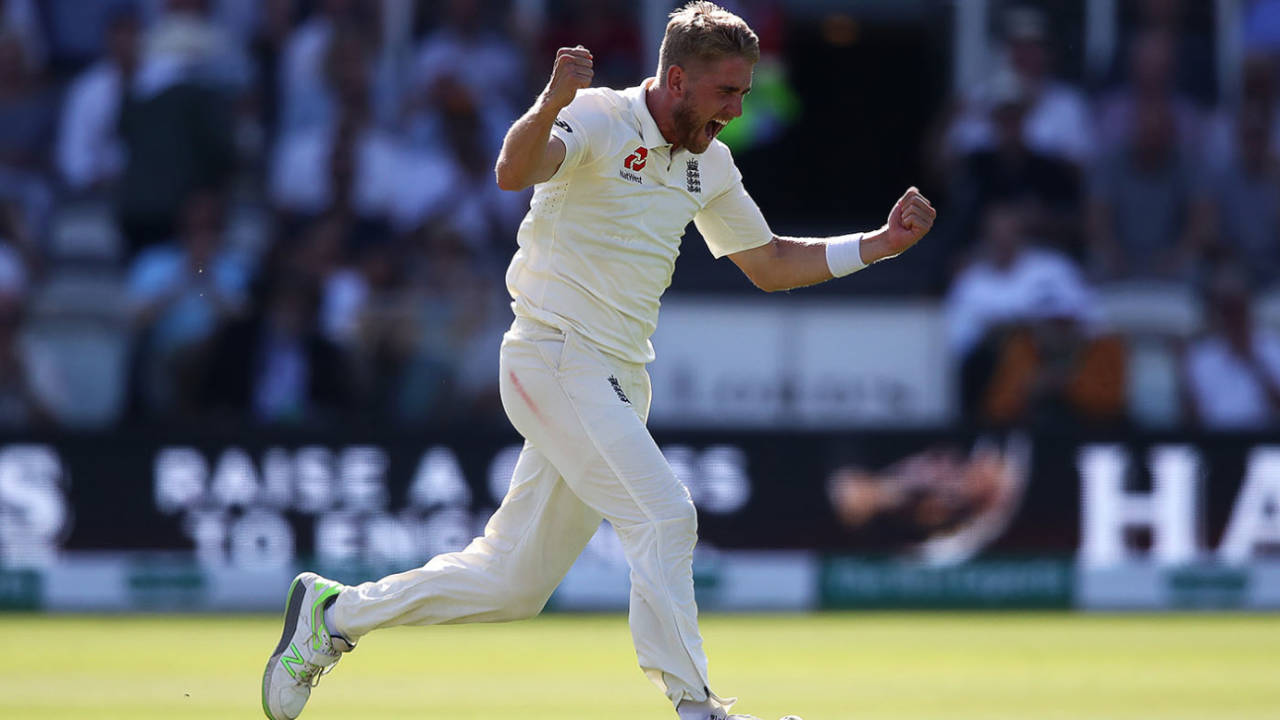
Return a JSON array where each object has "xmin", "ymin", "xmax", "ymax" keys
[
  {"xmin": 608, "ymin": 376, "xmax": 631, "ymax": 405},
  {"xmin": 553, "ymin": 118, "xmax": 573, "ymax": 133},
  {"xmin": 280, "ymin": 643, "xmax": 305, "ymax": 679}
]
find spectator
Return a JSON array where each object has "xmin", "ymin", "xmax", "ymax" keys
[
  {"xmin": 1183, "ymin": 266, "xmax": 1280, "ymax": 429},
  {"xmin": 945, "ymin": 203, "xmax": 1102, "ymax": 359},
  {"xmin": 116, "ymin": 48, "xmax": 235, "ymax": 256},
  {"xmin": 1104, "ymin": 0, "xmax": 1217, "ymax": 107},
  {"xmin": 1204, "ymin": 53, "xmax": 1280, "ymax": 175},
  {"xmin": 0, "ymin": 212, "xmax": 51, "ymax": 428},
  {"xmin": 247, "ymin": 0, "xmax": 297, "ymax": 143},
  {"xmin": 943, "ymin": 5, "xmax": 1096, "ymax": 169},
  {"xmin": 274, "ymin": 213, "xmax": 371, "ymax": 351},
  {"xmin": 0, "ymin": 304, "xmax": 53, "ymax": 430},
  {"xmin": 1193, "ymin": 103, "xmax": 1280, "ymax": 287},
  {"xmin": 1086, "ymin": 93, "xmax": 1202, "ymax": 281},
  {"xmin": 339, "ymin": 237, "xmax": 412, "ymax": 420},
  {"xmin": 408, "ymin": 0, "xmax": 524, "ymax": 156},
  {"xmin": 406, "ymin": 91, "xmax": 527, "ymax": 253},
  {"xmin": 314, "ymin": 225, "xmax": 369, "ymax": 348},
  {"xmin": 271, "ymin": 25, "xmax": 402, "ymax": 227},
  {"xmin": 943, "ymin": 202, "xmax": 1109, "ymax": 418},
  {"xmin": 276, "ymin": 0, "xmax": 390, "ymax": 134},
  {"xmin": 946, "ymin": 70, "xmax": 1082, "ymax": 262},
  {"xmin": 396, "ymin": 227, "xmax": 504, "ymax": 423},
  {"xmin": 135, "ymin": 0, "xmax": 253, "ymax": 95},
  {"xmin": 0, "ymin": 32, "xmax": 56, "ymax": 236},
  {"xmin": 0, "ymin": 198, "xmax": 38, "ymax": 279},
  {"xmin": 1096, "ymin": 29, "xmax": 1204, "ymax": 158},
  {"xmin": 126, "ymin": 190, "xmax": 249, "ymax": 417},
  {"xmin": 199, "ymin": 270, "xmax": 355, "ymax": 426},
  {"xmin": 116, "ymin": 0, "xmax": 257, "ymax": 256},
  {"xmin": 56, "ymin": 7, "xmax": 141, "ymax": 193}
]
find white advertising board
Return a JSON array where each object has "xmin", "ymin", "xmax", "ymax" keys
[{"xmin": 648, "ymin": 296, "xmax": 952, "ymax": 428}]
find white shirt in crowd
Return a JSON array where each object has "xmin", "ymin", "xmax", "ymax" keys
[
  {"xmin": 57, "ymin": 60, "xmax": 126, "ymax": 190},
  {"xmin": 278, "ymin": 14, "xmax": 333, "ymax": 132},
  {"xmin": 134, "ymin": 8, "xmax": 252, "ymax": 99},
  {"xmin": 1185, "ymin": 329, "xmax": 1280, "ymax": 429},
  {"xmin": 944, "ymin": 246, "xmax": 1103, "ymax": 356},
  {"xmin": 507, "ymin": 80, "xmax": 773, "ymax": 365},
  {"xmin": 277, "ymin": 14, "xmax": 401, "ymax": 134},
  {"xmin": 947, "ymin": 80, "xmax": 1096, "ymax": 166},
  {"xmin": 271, "ymin": 125, "xmax": 407, "ymax": 221}
]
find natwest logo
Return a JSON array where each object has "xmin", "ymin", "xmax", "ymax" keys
[{"xmin": 623, "ymin": 146, "xmax": 648, "ymax": 171}]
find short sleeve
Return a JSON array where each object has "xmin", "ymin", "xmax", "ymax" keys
[
  {"xmin": 693, "ymin": 167, "xmax": 772, "ymax": 258},
  {"xmin": 547, "ymin": 90, "xmax": 617, "ymax": 182}
]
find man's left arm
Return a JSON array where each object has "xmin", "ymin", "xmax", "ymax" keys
[{"xmin": 726, "ymin": 187, "xmax": 936, "ymax": 292}]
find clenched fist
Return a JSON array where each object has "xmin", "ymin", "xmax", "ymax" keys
[
  {"xmin": 881, "ymin": 186, "xmax": 936, "ymax": 258},
  {"xmin": 541, "ymin": 46, "xmax": 594, "ymax": 112}
]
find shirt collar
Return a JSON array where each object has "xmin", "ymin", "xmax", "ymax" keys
[{"xmin": 625, "ymin": 78, "xmax": 672, "ymax": 150}]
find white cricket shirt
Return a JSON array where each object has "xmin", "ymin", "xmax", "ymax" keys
[{"xmin": 505, "ymin": 80, "xmax": 773, "ymax": 364}]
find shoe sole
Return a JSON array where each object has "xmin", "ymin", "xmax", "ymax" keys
[{"xmin": 261, "ymin": 574, "xmax": 308, "ymax": 720}]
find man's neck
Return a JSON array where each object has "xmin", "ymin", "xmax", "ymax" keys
[{"xmin": 644, "ymin": 80, "xmax": 681, "ymax": 151}]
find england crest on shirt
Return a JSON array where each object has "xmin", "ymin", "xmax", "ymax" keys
[{"xmin": 685, "ymin": 159, "xmax": 701, "ymax": 194}]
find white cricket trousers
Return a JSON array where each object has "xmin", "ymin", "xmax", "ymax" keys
[{"xmin": 330, "ymin": 317, "xmax": 729, "ymax": 711}]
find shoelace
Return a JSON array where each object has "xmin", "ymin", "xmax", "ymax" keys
[
  {"xmin": 295, "ymin": 633, "xmax": 342, "ymax": 688},
  {"xmin": 296, "ymin": 660, "xmax": 338, "ymax": 688}
]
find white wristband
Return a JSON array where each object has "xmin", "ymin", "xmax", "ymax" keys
[{"xmin": 825, "ymin": 233, "xmax": 868, "ymax": 278}]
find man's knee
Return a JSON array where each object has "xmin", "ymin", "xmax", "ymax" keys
[
  {"xmin": 638, "ymin": 498, "xmax": 699, "ymax": 549},
  {"xmin": 499, "ymin": 588, "xmax": 552, "ymax": 621},
  {"xmin": 669, "ymin": 499, "xmax": 698, "ymax": 542}
]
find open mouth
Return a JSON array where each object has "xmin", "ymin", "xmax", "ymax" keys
[{"xmin": 704, "ymin": 118, "xmax": 727, "ymax": 140}]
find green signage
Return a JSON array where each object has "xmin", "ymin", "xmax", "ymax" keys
[
  {"xmin": 821, "ymin": 558, "xmax": 1073, "ymax": 609},
  {"xmin": 0, "ymin": 569, "xmax": 41, "ymax": 610}
]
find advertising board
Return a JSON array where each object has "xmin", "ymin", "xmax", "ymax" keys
[{"xmin": 1, "ymin": 431, "xmax": 1277, "ymax": 610}]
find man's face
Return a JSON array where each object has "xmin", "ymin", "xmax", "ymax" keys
[{"xmin": 669, "ymin": 55, "xmax": 753, "ymax": 154}]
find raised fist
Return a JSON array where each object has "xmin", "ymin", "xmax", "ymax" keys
[
  {"xmin": 883, "ymin": 186, "xmax": 936, "ymax": 257},
  {"xmin": 542, "ymin": 46, "xmax": 593, "ymax": 111}
]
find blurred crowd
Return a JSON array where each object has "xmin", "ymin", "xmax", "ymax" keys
[
  {"xmin": 0, "ymin": 0, "xmax": 1276, "ymax": 433},
  {"xmin": 0, "ymin": 0, "xmax": 648, "ymax": 431},
  {"xmin": 934, "ymin": 0, "xmax": 1280, "ymax": 432}
]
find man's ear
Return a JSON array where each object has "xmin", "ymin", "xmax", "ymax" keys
[{"xmin": 666, "ymin": 64, "xmax": 686, "ymax": 97}]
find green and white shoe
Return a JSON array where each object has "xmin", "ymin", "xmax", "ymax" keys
[{"xmin": 261, "ymin": 572, "xmax": 355, "ymax": 720}]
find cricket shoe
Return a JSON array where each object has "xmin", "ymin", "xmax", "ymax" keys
[{"xmin": 261, "ymin": 572, "xmax": 356, "ymax": 720}]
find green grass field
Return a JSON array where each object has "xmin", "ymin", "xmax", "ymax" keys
[{"xmin": 2, "ymin": 612, "xmax": 1277, "ymax": 719}]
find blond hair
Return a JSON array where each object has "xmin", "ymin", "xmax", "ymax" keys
[{"xmin": 656, "ymin": 2, "xmax": 759, "ymax": 85}]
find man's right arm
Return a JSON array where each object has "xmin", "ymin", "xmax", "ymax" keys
[{"xmin": 494, "ymin": 46, "xmax": 593, "ymax": 191}]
